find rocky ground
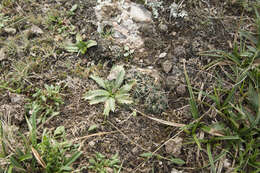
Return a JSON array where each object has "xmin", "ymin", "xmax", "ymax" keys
[{"xmin": 0, "ymin": 0, "xmax": 258, "ymax": 172}]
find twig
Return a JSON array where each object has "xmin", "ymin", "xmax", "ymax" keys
[{"xmin": 108, "ymin": 121, "xmax": 149, "ymax": 151}]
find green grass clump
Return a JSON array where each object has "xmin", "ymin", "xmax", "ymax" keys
[
  {"xmin": 0, "ymin": 105, "xmax": 81, "ymax": 173},
  {"xmin": 231, "ymin": 0, "xmax": 260, "ymax": 12},
  {"xmin": 186, "ymin": 7, "xmax": 260, "ymax": 173}
]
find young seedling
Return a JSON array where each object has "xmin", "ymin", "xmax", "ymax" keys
[
  {"xmin": 65, "ymin": 33, "xmax": 97, "ymax": 55},
  {"xmin": 88, "ymin": 152, "xmax": 121, "ymax": 173},
  {"xmin": 83, "ymin": 65, "xmax": 135, "ymax": 117}
]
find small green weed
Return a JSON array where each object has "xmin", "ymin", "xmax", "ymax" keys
[
  {"xmin": 45, "ymin": 10, "xmax": 76, "ymax": 35},
  {"xmin": 83, "ymin": 65, "xmax": 135, "ymax": 116},
  {"xmin": 140, "ymin": 152, "xmax": 185, "ymax": 166},
  {"xmin": 88, "ymin": 152, "xmax": 121, "ymax": 173},
  {"xmin": 65, "ymin": 33, "xmax": 97, "ymax": 55},
  {"xmin": 100, "ymin": 25, "xmax": 114, "ymax": 38},
  {"xmin": 46, "ymin": 11, "xmax": 63, "ymax": 30},
  {"xmin": 26, "ymin": 84, "xmax": 64, "ymax": 123},
  {"xmin": 2, "ymin": 56, "xmax": 46, "ymax": 93},
  {"xmin": 1, "ymin": 0, "xmax": 15, "ymax": 7},
  {"xmin": 8, "ymin": 60, "xmax": 31, "ymax": 91},
  {"xmin": 127, "ymin": 70, "xmax": 168, "ymax": 114}
]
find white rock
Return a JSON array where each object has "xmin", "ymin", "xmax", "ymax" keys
[
  {"xmin": 95, "ymin": 1, "xmax": 153, "ymax": 50},
  {"xmin": 129, "ymin": 4, "xmax": 152, "ymax": 23},
  {"xmin": 170, "ymin": 2, "xmax": 188, "ymax": 18}
]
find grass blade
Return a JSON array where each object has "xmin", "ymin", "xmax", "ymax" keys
[
  {"xmin": 183, "ymin": 61, "xmax": 199, "ymax": 119},
  {"xmin": 8, "ymin": 165, "xmax": 13, "ymax": 173},
  {"xmin": 170, "ymin": 157, "xmax": 185, "ymax": 166},
  {"xmin": 193, "ymin": 133, "xmax": 202, "ymax": 150},
  {"xmin": 64, "ymin": 151, "xmax": 82, "ymax": 167},
  {"xmin": 201, "ymin": 150, "xmax": 227, "ymax": 169},
  {"xmin": 10, "ymin": 155, "xmax": 25, "ymax": 171},
  {"xmin": 207, "ymin": 143, "xmax": 216, "ymax": 173}
]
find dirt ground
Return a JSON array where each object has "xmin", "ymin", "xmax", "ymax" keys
[{"xmin": 0, "ymin": 0, "xmax": 257, "ymax": 172}]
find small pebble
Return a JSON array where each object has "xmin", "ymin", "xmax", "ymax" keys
[
  {"xmin": 88, "ymin": 141, "xmax": 96, "ymax": 147},
  {"xmin": 165, "ymin": 137, "xmax": 183, "ymax": 157},
  {"xmin": 162, "ymin": 60, "xmax": 173, "ymax": 73},
  {"xmin": 159, "ymin": 23, "xmax": 168, "ymax": 32},
  {"xmin": 176, "ymin": 84, "xmax": 186, "ymax": 95}
]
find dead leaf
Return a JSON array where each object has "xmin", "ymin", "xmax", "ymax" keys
[{"xmin": 31, "ymin": 147, "xmax": 46, "ymax": 168}]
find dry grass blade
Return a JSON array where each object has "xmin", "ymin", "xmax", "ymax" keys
[
  {"xmin": 70, "ymin": 131, "xmax": 118, "ymax": 143},
  {"xmin": 31, "ymin": 146, "xmax": 46, "ymax": 169},
  {"xmin": 132, "ymin": 108, "xmax": 185, "ymax": 127}
]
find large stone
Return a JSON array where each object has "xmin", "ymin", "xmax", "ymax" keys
[
  {"xmin": 130, "ymin": 4, "xmax": 152, "ymax": 23},
  {"xmin": 95, "ymin": 1, "xmax": 153, "ymax": 50}
]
